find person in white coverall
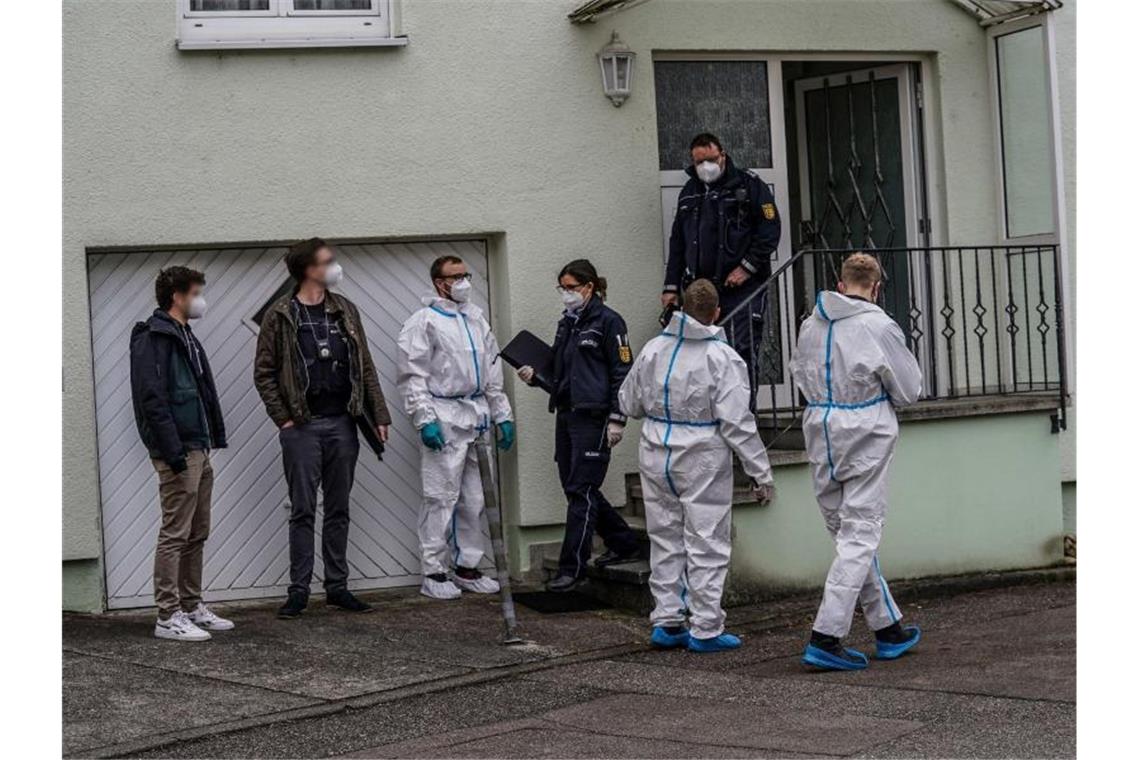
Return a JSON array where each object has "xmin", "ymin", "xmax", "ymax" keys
[
  {"xmin": 619, "ymin": 279, "xmax": 775, "ymax": 653},
  {"xmin": 789, "ymin": 253, "xmax": 924, "ymax": 671},
  {"xmin": 397, "ymin": 255, "xmax": 515, "ymax": 600}
]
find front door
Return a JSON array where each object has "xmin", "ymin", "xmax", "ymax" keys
[{"xmin": 793, "ymin": 64, "xmax": 924, "ymax": 330}]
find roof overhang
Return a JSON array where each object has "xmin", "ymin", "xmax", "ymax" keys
[
  {"xmin": 568, "ymin": 0, "xmax": 653, "ymax": 25},
  {"xmin": 948, "ymin": 0, "xmax": 1063, "ymax": 27}
]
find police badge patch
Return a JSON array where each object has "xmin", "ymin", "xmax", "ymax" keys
[
  {"xmin": 762, "ymin": 203, "xmax": 777, "ymax": 220},
  {"xmin": 617, "ymin": 334, "xmax": 632, "ymax": 363}
]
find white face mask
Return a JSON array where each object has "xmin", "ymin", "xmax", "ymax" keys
[
  {"xmin": 187, "ymin": 295, "xmax": 208, "ymax": 320},
  {"xmin": 696, "ymin": 159, "xmax": 723, "ymax": 184},
  {"xmin": 560, "ymin": 288, "xmax": 585, "ymax": 311},
  {"xmin": 449, "ymin": 277, "xmax": 472, "ymax": 303},
  {"xmin": 323, "ymin": 261, "xmax": 344, "ymax": 288}
]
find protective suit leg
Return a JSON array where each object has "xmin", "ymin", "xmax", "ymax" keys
[
  {"xmin": 419, "ymin": 435, "xmax": 478, "ymax": 577},
  {"xmin": 642, "ymin": 472, "xmax": 687, "ymax": 631},
  {"xmin": 449, "ymin": 440, "xmax": 487, "ymax": 571},
  {"xmin": 811, "ymin": 458, "xmax": 900, "ymax": 638},
  {"xmin": 680, "ymin": 449, "xmax": 734, "ymax": 640}
]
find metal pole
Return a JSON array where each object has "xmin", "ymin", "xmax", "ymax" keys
[{"xmin": 475, "ymin": 440, "xmax": 523, "ymax": 645}]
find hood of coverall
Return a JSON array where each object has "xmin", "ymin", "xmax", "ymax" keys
[
  {"xmin": 421, "ymin": 293, "xmax": 484, "ymax": 319},
  {"xmin": 809, "ymin": 291, "xmax": 884, "ymax": 324}
]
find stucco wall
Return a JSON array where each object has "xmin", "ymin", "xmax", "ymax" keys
[
  {"xmin": 63, "ymin": 0, "xmax": 1070, "ymax": 608},
  {"xmin": 729, "ymin": 410, "xmax": 1064, "ymax": 593}
]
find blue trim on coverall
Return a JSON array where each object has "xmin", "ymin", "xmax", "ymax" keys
[{"xmin": 661, "ymin": 314, "xmax": 688, "ymax": 497}]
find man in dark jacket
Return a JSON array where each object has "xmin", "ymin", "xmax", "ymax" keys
[
  {"xmin": 662, "ymin": 132, "xmax": 782, "ymax": 398},
  {"xmin": 254, "ymin": 238, "xmax": 392, "ymax": 619},
  {"xmin": 130, "ymin": 266, "xmax": 231, "ymax": 642}
]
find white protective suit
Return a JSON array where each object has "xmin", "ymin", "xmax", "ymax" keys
[
  {"xmin": 619, "ymin": 311, "xmax": 773, "ymax": 640},
  {"xmin": 397, "ymin": 295, "xmax": 512, "ymax": 576},
  {"xmin": 789, "ymin": 291, "xmax": 923, "ymax": 638}
]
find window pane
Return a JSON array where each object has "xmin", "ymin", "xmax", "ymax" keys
[
  {"xmin": 293, "ymin": 0, "xmax": 373, "ymax": 9},
  {"xmin": 654, "ymin": 61, "xmax": 772, "ymax": 170},
  {"xmin": 190, "ymin": 0, "xmax": 270, "ymax": 10},
  {"xmin": 996, "ymin": 27, "xmax": 1055, "ymax": 238}
]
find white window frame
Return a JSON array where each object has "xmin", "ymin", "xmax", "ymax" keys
[{"xmin": 177, "ymin": 0, "xmax": 406, "ymax": 50}]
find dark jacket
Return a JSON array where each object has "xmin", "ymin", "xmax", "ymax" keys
[
  {"xmin": 664, "ymin": 155, "xmax": 782, "ymax": 294},
  {"xmin": 253, "ymin": 290, "xmax": 392, "ymax": 429},
  {"xmin": 130, "ymin": 310, "xmax": 227, "ymax": 471},
  {"xmin": 548, "ymin": 295, "xmax": 633, "ymax": 423}
]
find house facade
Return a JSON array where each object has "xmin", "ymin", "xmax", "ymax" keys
[{"xmin": 63, "ymin": 0, "xmax": 1076, "ymax": 612}]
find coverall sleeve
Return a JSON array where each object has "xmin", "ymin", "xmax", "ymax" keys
[
  {"xmin": 131, "ymin": 332, "xmax": 186, "ymax": 469},
  {"xmin": 348, "ymin": 302, "xmax": 392, "ymax": 426},
  {"xmin": 664, "ymin": 203, "xmax": 687, "ymax": 294},
  {"xmin": 481, "ymin": 317, "xmax": 513, "ymax": 424},
  {"xmin": 713, "ymin": 350, "xmax": 774, "ymax": 485},
  {"xmin": 253, "ymin": 310, "xmax": 291, "ymax": 428},
  {"xmin": 741, "ymin": 177, "xmax": 781, "ymax": 277},
  {"xmin": 396, "ymin": 312, "xmax": 438, "ymax": 430},
  {"xmin": 605, "ymin": 312, "xmax": 634, "ymax": 424},
  {"xmin": 877, "ymin": 320, "xmax": 924, "ymax": 407},
  {"xmin": 617, "ymin": 348, "xmax": 648, "ymax": 420}
]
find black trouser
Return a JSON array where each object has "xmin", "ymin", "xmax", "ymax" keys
[
  {"xmin": 555, "ymin": 409, "xmax": 639, "ymax": 579},
  {"xmin": 719, "ymin": 282, "xmax": 768, "ymax": 411},
  {"xmin": 280, "ymin": 414, "xmax": 359, "ymax": 598}
]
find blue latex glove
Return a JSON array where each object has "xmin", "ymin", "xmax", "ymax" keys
[
  {"xmin": 420, "ymin": 421, "xmax": 446, "ymax": 451},
  {"xmin": 496, "ymin": 420, "xmax": 516, "ymax": 451}
]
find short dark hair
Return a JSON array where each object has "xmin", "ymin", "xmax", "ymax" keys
[
  {"xmin": 284, "ymin": 237, "xmax": 329, "ymax": 283},
  {"xmin": 430, "ymin": 255, "xmax": 463, "ymax": 281},
  {"xmin": 155, "ymin": 266, "xmax": 205, "ymax": 311},
  {"xmin": 689, "ymin": 132, "xmax": 723, "ymax": 153},
  {"xmin": 558, "ymin": 258, "xmax": 607, "ymax": 301}
]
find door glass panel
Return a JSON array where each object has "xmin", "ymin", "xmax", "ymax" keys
[
  {"xmin": 293, "ymin": 0, "xmax": 373, "ymax": 9},
  {"xmin": 190, "ymin": 0, "xmax": 271, "ymax": 10},
  {"xmin": 653, "ymin": 61, "xmax": 772, "ymax": 170},
  {"xmin": 996, "ymin": 27, "xmax": 1055, "ymax": 238}
]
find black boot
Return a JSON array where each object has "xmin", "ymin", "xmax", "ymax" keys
[
  {"xmin": 277, "ymin": 592, "xmax": 307, "ymax": 620},
  {"xmin": 326, "ymin": 589, "xmax": 374, "ymax": 613},
  {"xmin": 546, "ymin": 574, "xmax": 583, "ymax": 593},
  {"xmin": 594, "ymin": 547, "xmax": 644, "ymax": 567},
  {"xmin": 802, "ymin": 630, "xmax": 869, "ymax": 671},
  {"xmin": 874, "ymin": 622, "xmax": 922, "ymax": 659}
]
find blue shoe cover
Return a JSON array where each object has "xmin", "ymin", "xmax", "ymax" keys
[
  {"xmin": 801, "ymin": 643, "xmax": 869, "ymax": 671},
  {"xmin": 875, "ymin": 625, "xmax": 921, "ymax": 660},
  {"xmin": 687, "ymin": 632, "xmax": 742, "ymax": 653},
  {"xmin": 650, "ymin": 627, "xmax": 690, "ymax": 649}
]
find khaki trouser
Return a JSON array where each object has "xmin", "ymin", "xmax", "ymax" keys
[{"xmin": 152, "ymin": 450, "xmax": 214, "ymax": 619}]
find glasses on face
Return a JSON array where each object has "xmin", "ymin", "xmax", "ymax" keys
[
  {"xmin": 439, "ymin": 273, "xmax": 472, "ymax": 283},
  {"xmin": 555, "ymin": 282, "xmax": 586, "ymax": 294}
]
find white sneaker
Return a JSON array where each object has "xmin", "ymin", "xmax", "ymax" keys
[
  {"xmin": 154, "ymin": 611, "xmax": 211, "ymax": 642},
  {"xmin": 452, "ymin": 571, "xmax": 500, "ymax": 594},
  {"xmin": 420, "ymin": 576, "xmax": 462, "ymax": 600},
  {"xmin": 186, "ymin": 603, "xmax": 235, "ymax": 631}
]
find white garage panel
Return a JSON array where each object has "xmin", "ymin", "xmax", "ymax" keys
[{"xmin": 88, "ymin": 240, "xmax": 490, "ymax": 609}]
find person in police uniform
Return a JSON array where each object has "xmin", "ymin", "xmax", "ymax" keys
[
  {"xmin": 661, "ymin": 132, "xmax": 782, "ymax": 398},
  {"xmin": 517, "ymin": 259, "xmax": 643, "ymax": 592}
]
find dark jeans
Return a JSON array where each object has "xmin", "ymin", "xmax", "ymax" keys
[
  {"xmin": 555, "ymin": 410, "xmax": 639, "ymax": 579},
  {"xmin": 280, "ymin": 414, "xmax": 359, "ymax": 598}
]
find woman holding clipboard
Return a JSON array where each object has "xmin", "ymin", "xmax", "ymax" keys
[{"xmin": 515, "ymin": 259, "xmax": 642, "ymax": 592}]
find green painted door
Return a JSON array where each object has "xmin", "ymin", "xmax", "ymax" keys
[{"xmin": 795, "ymin": 65, "xmax": 921, "ymax": 329}]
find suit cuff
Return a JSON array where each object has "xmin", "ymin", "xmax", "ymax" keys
[
  {"xmin": 740, "ymin": 258, "xmax": 758, "ymax": 274},
  {"xmin": 662, "ymin": 284, "xmax": 680, "ymax": 293},
  {"xmin": 608, "ymin": 412, "xmax": 627, "ymax": 425}
]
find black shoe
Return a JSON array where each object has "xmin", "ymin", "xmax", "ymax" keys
[
  {"xmin": 326, "ymin": 589, "xmax": 374, "ymax": 613},
  {"xmin": 594, "ymin": 547, "xmax": 644, "ymax": 567},
  {"xmin": 277, "ymin": 592, "xmax": 307, "ymax": 619},
  {"xmin": 874, "ymin": 622, "xmax": 910, "ymax": 644},
  {"xmin": 802, "ymin": 630, "xmax": 870, "ymax": 670},
  {"xmin": 546, "ymin": 574, "xmax": 583, "ymax": 593}
]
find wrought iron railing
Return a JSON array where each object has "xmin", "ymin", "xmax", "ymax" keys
[{"xmin": 717, "ymin": 245, "xmax": 1069, "ymax": 446}]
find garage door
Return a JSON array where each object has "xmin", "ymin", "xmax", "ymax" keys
[{"xmin": 87, "ymin": 240, "xmax": 490, "ymax": 609}]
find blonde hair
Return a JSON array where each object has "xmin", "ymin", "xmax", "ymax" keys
[
  {"xmin": 840, "ymin": 253, "xmax": 883, "ymax": 289},
  {"xmin": 682, "ymin": 279, "xmax": 720, "ymax": 325}
]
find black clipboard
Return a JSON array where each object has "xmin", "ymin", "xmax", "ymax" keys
[{"xmin": 500, "ymin": 329, "xmax": 555, "ymax": 394}]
